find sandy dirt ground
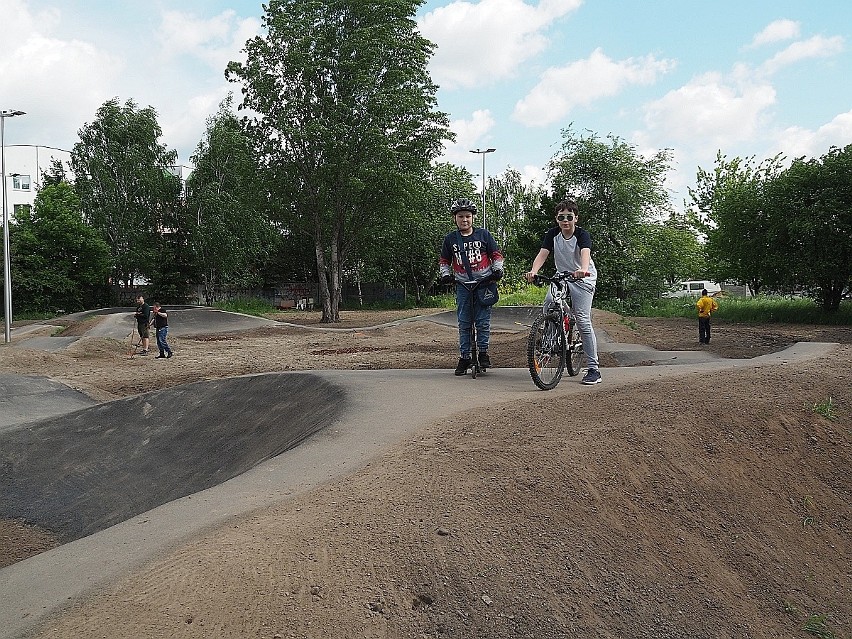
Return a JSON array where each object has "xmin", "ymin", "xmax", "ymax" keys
[{"xmin": 0, "ymin": 308, "xmax": 849, "ymax": 639}]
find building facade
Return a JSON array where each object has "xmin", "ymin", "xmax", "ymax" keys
[
  {"xmin": 3, "ymin": 144, "xmax": 73, "ymax": 218},
  {"xmin": 3, "ymin": 144, "xmax": 193, "ymax": 219}
]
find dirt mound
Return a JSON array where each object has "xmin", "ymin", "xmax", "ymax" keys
[{"xmin": 25, "ymin": 351, "xmax": 850, "ymax": 639}]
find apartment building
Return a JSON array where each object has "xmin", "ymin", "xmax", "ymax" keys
[
  {"xmin": 3, "ymin": 144, "xmax": 193, "ymax": 219},
  {"xmin": 3, "ymin": 144, "xmax": 72, "ymax": 218}
]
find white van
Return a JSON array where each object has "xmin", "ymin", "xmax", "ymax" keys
[{"xmin": 663, "ymin": 280, "xmax": 722, "ymax": 298}]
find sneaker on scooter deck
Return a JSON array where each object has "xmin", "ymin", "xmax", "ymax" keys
[
  {"xmin": 478, "ymin": 352, "xmax": 491, "ymax": 370},
  {"xmin": 454, "ymin": 358, "xmax": 471, "ymax": 376}
]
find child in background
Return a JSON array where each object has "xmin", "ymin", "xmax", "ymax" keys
[{"xmin": 696, "ymin": 289, "xmax": 719, "ymax": 344}]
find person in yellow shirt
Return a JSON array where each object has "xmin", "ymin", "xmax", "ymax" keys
[{"xmin": 696, "ymin": 289, "xmax": 719, "ymax": 344}]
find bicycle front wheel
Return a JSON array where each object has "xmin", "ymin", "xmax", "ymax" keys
[{"xmin": 527, "ymin": 314, "xmax": 565, "ymax": 390}]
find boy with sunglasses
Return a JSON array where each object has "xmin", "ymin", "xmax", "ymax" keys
[{"xmin": 524, "ymin": 199, "xmax": 602, "ymax": 385}]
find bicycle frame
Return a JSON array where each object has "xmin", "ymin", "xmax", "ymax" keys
[{"xmin": 527, "ymin": 272, "xmax": 585, "ymax": 390}]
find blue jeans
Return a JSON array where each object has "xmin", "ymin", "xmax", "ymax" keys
[
  {"xmin": 456, "ymin": 284, "xmax": 492, "ymax": 358},
  {"xmin": 156, "ymin": 326, "xmax": 172, "ymax": 356}
]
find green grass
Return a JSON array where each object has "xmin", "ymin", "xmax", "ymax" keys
[
  {"xmin": 812, "ymin": 397, "xmax": 837, "ymax": 421},
  {"xmin": 1, "ymin": 310, "xmax": 64, "ymax": 322},
  {"xmin": 802, "ymin": 613, "xmax": 836, "ymax": 638},
  {"xmin": 423, "ymin": 280, "xmax": 547, "ymax": 310},
  {"xmin": 626, "ymin": 295, "xmax": 852, "ymax": 324},
  {"xmin": 510, "ymin": 284, "xmax": 851, "ymax": 326}
]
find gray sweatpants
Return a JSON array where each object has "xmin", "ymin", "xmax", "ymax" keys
[{"xmin": 543, "ymin": 280, "xmax": 599, "ymax": 369}]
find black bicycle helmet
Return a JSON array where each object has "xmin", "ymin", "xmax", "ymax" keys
[{"xmin": 450, "ymin": 198, "xmax": 477, "ymax": 214}]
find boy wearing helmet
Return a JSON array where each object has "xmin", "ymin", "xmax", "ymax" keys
[{"xmin": 439, "ymin": 198, "xmax": 505, "ymax": 375}]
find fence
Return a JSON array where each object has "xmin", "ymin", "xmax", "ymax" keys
[{"xmin": 186, "ymin": 282, "xmax": 405, "ymax": 309}]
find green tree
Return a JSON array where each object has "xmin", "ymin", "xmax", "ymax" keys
[
  {"xmin": 634, "ymin": 217, "xmax": 705, "ymax": 297},
  {"xmin": 769, "ymin": 145, "xmax": 852, "ymax": 310},
  {"xmin": 226, "ymin": 0, "xmax": 452, "ymax": 321},
  {"xmin": 509, "ymin": 191, "xmax": 560, "ymax": 279},
  {"xmin": 547, "ymin": 128, "xmax": 673, "ymax": 299},
  {"xmin": 41, "ymin": 158, "xmax": 68, "ymax": 186},
  {"xmin": 486, "ymin": 168, "xmax": 544, "ymax": 281},
  {"xmin": 345, "ymin": 162, "xmax": 476, "ymax": 302},
  {"xmin": 185, "ymin": 97, "xmax": 273, "ymax": 305},
  {"xmin": 71, "ymin": 98, "xmax": 182, "ymax": 293},
  {"xmin": 10, "ymin": 181, "xmax": 111, "ymax": 313},
  {"xmin": 690, "ymin": 153, "xmax": 786, "ymax": 295}
]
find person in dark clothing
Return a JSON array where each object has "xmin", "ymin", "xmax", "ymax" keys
[
  {"xmin": 696, "ymin": 289, "xmax": 719, "ymax": 344},
  {"xmin": 151, "ymin": 302, "xmax": 173, "ymax": 359},
  {"xmin": 134, "ymin": 295, "xmax": 151, "ymax": 355}
]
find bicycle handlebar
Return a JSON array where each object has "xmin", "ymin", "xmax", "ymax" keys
[
  {"xmin": 460, "ymin": 276, "xmax": 499, "ymax": 290},
  {"xmin": 532, "ymin": 271, "xmax": 589, "ymax": 287}
]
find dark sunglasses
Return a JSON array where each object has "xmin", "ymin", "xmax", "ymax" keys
[{"xmin": 556, "ymin": 213, "xmax": 575, "ymax": 222}]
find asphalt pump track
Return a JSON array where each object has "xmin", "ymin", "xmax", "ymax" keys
[{"xmin": 0, "ymin": 307, "xmax": 838, "ymax": 639}]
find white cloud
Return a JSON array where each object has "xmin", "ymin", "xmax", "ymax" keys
[
  {"xmin": 0, "ymin": 5, "xmax": 124, "ymax": 150},
  {"xmin": 519, "ymin": 164, "xmax": 546, "ymax": 187},
  {"xmin": 0, "ymin": 0, "xmax": 61, "ymax": 56},
  {"xmin": 418, "ymin": 0, "xmax": 581, "ymax": 90},
  {"xmin": 748, "ymin": 19, "xmax": 800, "ymax": 48},
  {"xmin": 512, "ymin": 48, "xmax": 675, "ymax": 126},
  {"xmin": 440, "ymin": 109, "xmax": 497, "ymax": 165},
  {"xmin": 160, "ymin": 89, "xmax": 236, "ymax": 163},
  {"xmin": 773, "ymin": 109, "xmax": 852, "ymax": 160},
  {"xmin": 641, "ymin": 72, "xmax": 776, "ymax": 149},
  {"xmin": 157, "ymin": 10, "xmax": 260, "ymax": 70},
  {"xmin": 759, "ymin": 35, "xmax": 844, "ymax": 75}
]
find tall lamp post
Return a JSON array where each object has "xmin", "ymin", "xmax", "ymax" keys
[
  {"xmin": 1, "ymin": 109, "xmax": 26, "ymax": 344},
  {"xmin": 469, "ymin": 147, "xmax": 495, "ymax": 230}
]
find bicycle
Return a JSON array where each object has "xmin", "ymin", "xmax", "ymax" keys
[
  {"xmin": 527, "ymin": 272, "xmax": 587, "ymax": 390},
  {"xmin": 457, "ymin": 278, "xmax": 497, "ymax": 379}
]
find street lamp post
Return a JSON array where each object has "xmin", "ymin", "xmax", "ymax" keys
[
  {"xmin": 469, "ymin": 147, "xmax": 495, "ymax": 230},
  {"xmin": 1, "ymin": 109, "xmax": 26, "ymax": 344}
]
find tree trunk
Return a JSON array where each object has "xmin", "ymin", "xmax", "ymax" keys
[
  {"xmin": 315, "ymin": 242, "xmax": 333, "ymax": 322},
  {"xmin": 821, "ymin": 282, "xmax": 842, "ymax": 312},
  {"xmin": 328, "ymin": 224, "xmax": 342, "ymax": 322}
]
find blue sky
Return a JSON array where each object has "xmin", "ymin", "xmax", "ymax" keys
[{"xmin": 2, "ymin": 0, "xmax": 850, "ymax": 209}]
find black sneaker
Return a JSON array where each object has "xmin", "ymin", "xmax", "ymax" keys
[
  {"xmin": 581, "ymin": 368, "xmax": 602, "ymax": 385},
  {"xmin": 166, "ymin": 352, "xmax": 173, "ymax": 358},
  {"xmin": 479, "ymin": 352, "xmax": 491, "ymax": 369},
  {"xmin": 155, "ymin": 354, "xmax": 166, "ymax": 359},
  {"xmin": 454, "ymin": 358, "xmax": 471, "ymax": 376},
  {"xmin": 139, "ymin": 350, "xmax": 149, "ymax": 356}
]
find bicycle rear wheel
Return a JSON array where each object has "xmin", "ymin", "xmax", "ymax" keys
[
  {"xmin": 566, "ymin": 326, "xmax": 584, "ymax": 376},
  {"xmin": 527, "ymin": 314, "xmax": 565, "ymax": 390}
]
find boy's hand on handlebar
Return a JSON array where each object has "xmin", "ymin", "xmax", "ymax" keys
[
  {"xmin": 491, "ymin": 269, "xmax": 504, "ymax": 281},
  {"xmin": 440, "ymin": 274, "xmax": 454, "ymax": 285},
  {"xmin": 524, "ymin": 271, "xmax": 537, "ymax": 283}
]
